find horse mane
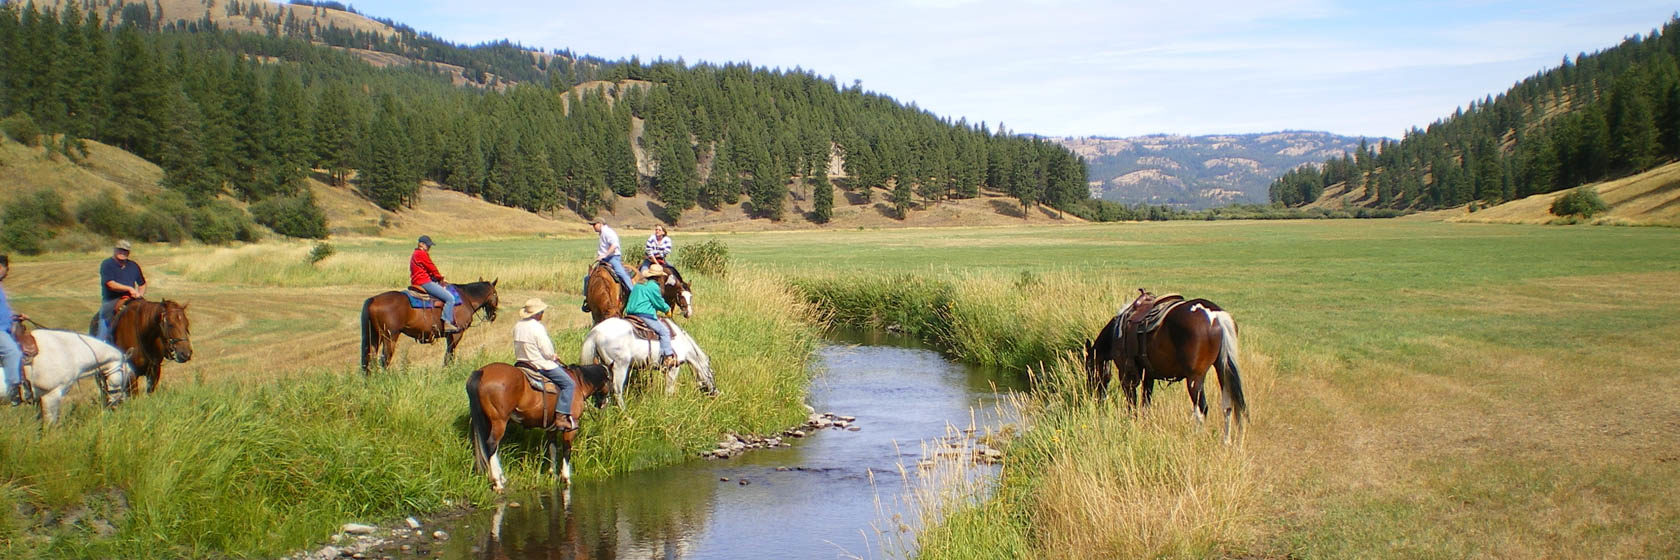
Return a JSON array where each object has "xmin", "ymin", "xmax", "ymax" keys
[
  {"xmin": 572, "ymin": 363, "xmax": 611, "ymax": 391},
  {"xmin": 457, "ymin": 281, "xmax": 494, "ymax": 299}
]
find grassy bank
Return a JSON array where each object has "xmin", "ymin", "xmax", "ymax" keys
[
  {"xmin": 767, "ymin": 220, "xmax": 1680, "ymax": 558},
  {"xmin": 0, "ymin": 270, "xmax": 816, "ymax": 559}
]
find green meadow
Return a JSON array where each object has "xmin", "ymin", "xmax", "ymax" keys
[{"xmin": 2, "ymin": 219, "xmax": 1677, "ymax": 558}]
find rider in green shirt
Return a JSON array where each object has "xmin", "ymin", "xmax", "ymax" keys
[{"xmin": 623, "ymin": 264, "xmax": 676, "ymax": 368}]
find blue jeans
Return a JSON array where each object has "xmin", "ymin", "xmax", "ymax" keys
[
  {"xmin": 541, "ymin": 366, "xmax": 576, "ymax": 416},
  {"xmin": 0, "ymin": 332, "xmax": 21, "ymax": 392},
  {"xmin": 96, "ymin": 298, "xmax": 123, "ymax": 342},
  {"xmin": 629, "ymin": 313, "xmax": 674, "ymax": 358},
  {"xmin": 420, "ymin": 282, "xmax": 457, "ymax": 326},
  {"xmin": 582, "ymin": 255, "xmax": 635, "ymax": 298}
]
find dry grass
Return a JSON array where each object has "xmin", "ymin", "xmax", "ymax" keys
[{"xmin": 1451, "ymin": 161, "xmax": 1680, "ymax": 226}]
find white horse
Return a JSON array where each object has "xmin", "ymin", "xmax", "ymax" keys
[
  {"xmin": 11, "ymin": 330, "xmax": 132, "ymax": 424},
  {"xmin": 580, "ymin": 317, "xmax": 717, "ymax": 407}
]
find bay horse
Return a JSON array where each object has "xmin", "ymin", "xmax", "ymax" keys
[
  {"xmin": 86, "ymin": 298, "xmax": 192, "ymax": 394},
  {"xmin": 21, "ymin": 329, "xmax": 133, "ymax": 424},
  {"xmin": 579, "ymin": 316, "xmax": 716, "ymax": 408},
  {"xmin": 583, "ymin": 263, "xmax": 694, "ymax": 324},
  {"xmin": 466, "ymin": 362, "xmax": 612, "ymax": 492},
  {"xmin": 1086, "ymin": 296, "xmax": 1248, "ymax": 443},
  {"xmin": 360, "ymin": 279, "xmax": 500, "ymax": 372}
]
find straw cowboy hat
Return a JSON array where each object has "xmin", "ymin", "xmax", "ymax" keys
[
  {"xmin": 519, "ymin": 298, "xmax": 548, "ymax": 319},
  {"xmin": 641, "ymin": 264, "xmax": 669, "ymax": 279}
]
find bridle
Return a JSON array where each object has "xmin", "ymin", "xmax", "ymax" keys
[
  {"xmin": 154, "ymin": 303, "xmax": 190, "ymax": 362},
  {"xmin": 67, "ymin": 329, "xmax": 131, "ymax": 404}
]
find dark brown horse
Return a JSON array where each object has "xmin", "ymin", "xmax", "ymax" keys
[
  {"xmin": 1086, "ymin": 296, "xmax": 1248, "ymax": 442},
  {"xmin": 87, "ymin": 298, "xmax": 193, "ymax": 394},
  {"xmin": 466, "ymin": 362, "xmax": 612, "ymax": 492},
  {"xmin": 584, "ymin": 264, "xmax": 694, "ymax": 324},
  {"xmin": 360, "ymin": 279, "xmax": 499, "ymax": 372}
]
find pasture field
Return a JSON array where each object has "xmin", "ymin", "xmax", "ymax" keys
[{"xmin": 1, "ymin": 219, "xmax": 1677, "ymax": 558}]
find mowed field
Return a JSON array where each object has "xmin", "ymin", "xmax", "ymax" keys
[{"xmin": 6, "ymin": 219, "xmax": 1679, "ymax": 557}]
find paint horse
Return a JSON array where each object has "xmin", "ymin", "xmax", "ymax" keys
[
  {"xmin": 360, "ymin": 279, "xmax": 500, "ymax": 372},
  {"xmin": 466, "ymin": 362, "xmax": 612, "ymax": 492},
  {"xmin": 1086, "ymin": 290, "xmax": 1248, "ymax": 442}
]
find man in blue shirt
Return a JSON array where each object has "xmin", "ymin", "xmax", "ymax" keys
[
  {"xmin": 95, "ymin": 240, "xmax": 146, "ymax": 343},
  {"xmin": 1, "ymin": 254, "xmax": 28, "ymax": 405}
]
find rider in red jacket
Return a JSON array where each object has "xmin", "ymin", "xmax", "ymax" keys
[{"xmin": 411, "ymin": 236, "xmax": 459, "ymax": 333}]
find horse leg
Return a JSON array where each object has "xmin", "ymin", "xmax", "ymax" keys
[
  {"xmin": 1187, "ymin": 376, "xmax": 1207, "ymax": 426},
  {"xmin": 1139, "ymin": 374, "xmax": 1156, "ymax": 406},
  {"xmin": 612, "ymin": 361, "xmax": 630, "ymax": 408},
  {"xmin": 380, "ymin": 334, "xmax": 397, "ymax": 370},
  {"xmin": 38, "ymin": 386, "xmax": 66, "ymax": 425},
  {"xmin": 145, "ymin": 362, "xmax": 160, "ymax": 394},
  {"xmin": 488, "ymin": 419, "xmax": 509, "ymax": 493},
  {"xmin": 546, "ymin": 431, "xmax": 561, "ymax": 481},
  {"xmin": 664, "ymin": 362, "xmax": 680, "ymax": 396},
  {"xmin": 443, "ymin": 333, "xmax": 459, "ymax": 367},
  {"xmin": 1120, "ymin": 367, "xmax": 1140, "ymax": 410}
]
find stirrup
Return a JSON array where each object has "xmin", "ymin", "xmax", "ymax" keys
[{"xmin": 442, "ymin": 322, "xmax": 461, "ymax": 334}]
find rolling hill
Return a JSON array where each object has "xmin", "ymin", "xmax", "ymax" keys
[{"xmin": 1056, "ymin": 131, "xmax": 1371, "ymax": 208}]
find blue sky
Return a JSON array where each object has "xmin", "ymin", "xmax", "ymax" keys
[{"xmin": 343, "ymin": 0, "xmax": 1678, "ymax": 139}]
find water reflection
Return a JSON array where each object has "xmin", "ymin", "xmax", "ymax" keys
[{"xmin": 426, "ymin": 332, "xmax": 1021, "ymax": 559}]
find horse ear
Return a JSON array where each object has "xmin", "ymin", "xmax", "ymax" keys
[{"xmin": 492, "ymin": 278, "xmax": 499, "ymax": 286}]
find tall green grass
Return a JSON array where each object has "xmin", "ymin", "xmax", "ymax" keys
[{"xmin": 0, "ymin": 270, "xmax": 816, "ymax": 558}]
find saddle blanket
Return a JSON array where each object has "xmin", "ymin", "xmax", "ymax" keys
[
  {"xmin": 514, "ymin": 362, "xmax": 559, "ymax": 394},
  {"xmin": 624, "ymin": 315, "xmax": 673, "ymax": 341},
  {"xmin": 406, "ymin": 284, "xmax": 461, "ymax": 309}
]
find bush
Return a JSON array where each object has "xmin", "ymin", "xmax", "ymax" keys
[
  {"xmin": 676, "ymin": 239, "xmax": 730, "ymax": 276},
  {"xmin": 250, "ymin": 193, "xmax": 329, "ymax": 239},
  {"xmin": 622, "ymin": 241, "xmax": 646, "ymax": 267},
  {"xmin": 1, "ymin": 190, "xmax": 72, "ymax": 255},
  {"xmin": 0, "ymin": 221, "xmax": 44, "ymax": 255},
  {"xmin": 76, "ymin": 192, "xmax": 134, "ymax": 238},
  {"xmin": 188, "ymin": 200, "xmax": 261, "ymax": 244},
  {"xmin": 0, "ymin": 113, "xmax": 40, "ymax": 147},
  {"xmin": 1550, "ymin": 187, "xmax": 1610, "ymax": 219},
  {"xmin": 308, "ymin": 242, "xmax": 336, "ymax": 265}
]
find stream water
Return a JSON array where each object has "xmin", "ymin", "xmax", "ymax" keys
[{"xmin": 410, "ymin": 329, "xmax": 1023, "ymax": 559}]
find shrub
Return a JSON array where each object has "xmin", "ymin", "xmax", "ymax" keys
[
  {"xmin": 188, "ymin": 200, "xmax": 261, "ymax": 244},
  {"xmin": 76, "ymin": 192, "xmax": 134, "ymax": 238},
  {"xmin": 0, "ymin": 221, "xmax": 44, "ymax": 255},
  {"xmin": 677, "ymin": 239, "xmax": 730, "ymax": 276},
  {"xmin": 0, "ymin": 113, "xmax": 40, "ymax": 147},
  {"xmin": 308, "ymin": 242, "xmax": 336, "ymax": 265},
  {"xmin": 250, "ymin": 193, "xmax": 329, "ymax": 239},
  {"xmin": 1550, "ymin": 187, "xmax": 1610, "ymax": 219},
  {"xmin": 622, "ymin": 241, "xmax": 646, "ymax": 267},
  {"xmin": 5, "ymin": 190, "xmax": 71, "ymax": 227}
]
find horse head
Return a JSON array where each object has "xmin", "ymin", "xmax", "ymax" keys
[
  {"xmin": 159, "ymin": 301, "xmax": 193, "ymax": 363},
  {"xmin": 103, "ymin": 348, "xmax": 137, "ymax": 407},
  {"xmin": 483, "ymin": 278, "xmax": 500, "ymax": 322},
  {"xmin": 664, "ymin": 275, "xmax": 693, "ymax": 318}
]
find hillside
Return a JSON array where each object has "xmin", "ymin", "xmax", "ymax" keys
[
  {"xmin": 0, "ymin": 1, "xmax": 1090, "ymax": 255},
  {"xmin": 1058, "ymin": 131, "xmax": 1371, "ymax": 208},
  {"xmin": 1449, "ymin": 161, "xmax": 1680, "ymax": 226},
  {"xmin": 1, "ymin": 135, "xmax": 1079, "ymax": 250},
  {"xmin": 1273, "ymin": 16, "xmax": 1680, "ymax": 213}
]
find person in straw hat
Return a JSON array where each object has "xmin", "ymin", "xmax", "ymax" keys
[
  {"xmin": 513, "ymin": 298, "xmax": 575, "ymax": 431},
  {"xmin": 625, "ymin": 264, "xmax": 677, "ymax": 368}
]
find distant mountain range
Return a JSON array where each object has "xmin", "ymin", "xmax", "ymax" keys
[{"xmin": 1054, "ymin": 132, "xmax": 1376, "ymax": 208}]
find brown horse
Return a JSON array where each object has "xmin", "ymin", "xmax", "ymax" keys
[
  {"xmin": 360, "ymin": 279, "xmax": 499, "ymax": 372},
  {"xmin": 466, "ymin": 362, "xmax": 612, "ymax": 492},
  {"xmin": 584, "ymin": 263, "xmax": 694, "ymax": 324},
  {"xmin": 86, "ymin": 298, "xmax": 193, "ymax": 394},
  {"xmin": 1086, "ymin": 295, "xmax": 1248, "ymax": 442}
]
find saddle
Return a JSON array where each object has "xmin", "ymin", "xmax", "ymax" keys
[
  {"xmin": 1116, "ymin": 289, "xmax": 1185, "ymax": 373},
  {"xmin": 624, "ymin": 315, "xmax": 673, "ymax": 341},
  {"xmin": 513, "ymin": 361, "xmax": 569, "ymax": 431},
  {"xmin": 591, "ymin": 262, "xmax": 631, "ymax": 298},
  {"xmin": 405, "ymin": 284, "xmax": 460, "ymax": 309}
]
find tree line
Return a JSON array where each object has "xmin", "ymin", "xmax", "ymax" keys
[
  {"xmin": 0, "ymin": 0, "xmax": 1091, "ymax": 241},
  {"xmin": 1271, "ymin": 17, "xmax": 1680, "ymax": 209}
]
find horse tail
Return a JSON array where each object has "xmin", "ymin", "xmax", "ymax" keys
[
  {"xmin": 580, "ymin": 330, "xmax": 601, "ymax": 365},
  {"xmin": 1211, "ymin": 310, "xmax": 1247, "ymax": 423},
  {"xmin": 465, "ymin": 368, "xmax": 492, "ymax": 473},
  {"xmin": 360, "ymin": 296, "xmax": 375, "ymax": 373}
]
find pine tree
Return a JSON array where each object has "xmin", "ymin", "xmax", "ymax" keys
[
  {"xmin": 104, "ymin": 25, "xmax": 168, "ymax": 160},
  {"xmin": 811, "ymin": 165, "xmax": 833, "ymax": 223}
]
